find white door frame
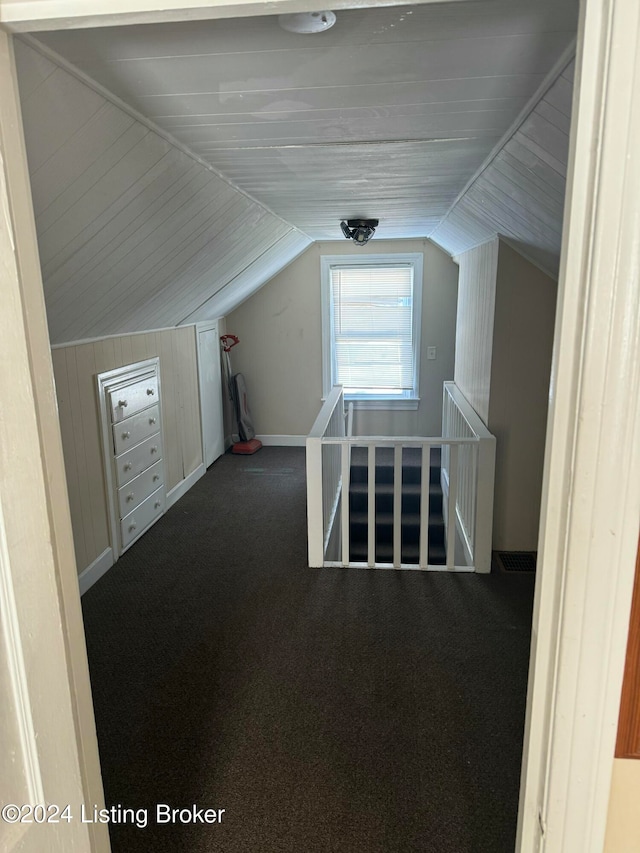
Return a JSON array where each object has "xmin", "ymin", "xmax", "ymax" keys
[
  {"xmin": 1, "ymin": 1, "xmax": 638, "ymax": 850},
  {"xmin": 0, "ymin": 29, "xmax": 110, "ymax": 853},
  {"xmin": 516, "ymin": 0, "xmax": 640, "ymax": 850}
]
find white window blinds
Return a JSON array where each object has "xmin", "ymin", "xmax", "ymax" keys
[{"xmin": 330, "ymin": 264, "xmax": 415, "ymax": 394}]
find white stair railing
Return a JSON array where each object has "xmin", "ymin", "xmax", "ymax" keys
[
  {"xmin": 319, "ymin": 436, "xmax": 477, "ymax": 570},
  {"xmin": 306, "ymin": 386, "xmax": 346, "ymax": 566},
  {"xmin": 441, "ymin": 382, "xmax": 496, "ymax": 573},
  {"xmin": 306, "ymin": 384, "xmax": 496, "ymax": 572}
]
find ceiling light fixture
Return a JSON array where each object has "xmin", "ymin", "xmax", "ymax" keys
[
  {"xmin": 340, "ymin": 218, "xmax": 379, "ymax": 246},
  {"xmin": 278, "ymin": 11, "xmax": 336, "ymax": 34}
]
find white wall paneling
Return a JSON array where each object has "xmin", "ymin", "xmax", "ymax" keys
[
  {"xmin": 453, "ymin": 239, "xmax": 499, "ymax": 424},
  {"xmin": 183, "ymin": 230, "xmax": 312, "ymax": 322},
  {"xmin": 13, "ymin": 38, "xmax": 306, "ymax": 343},
  {"xmin": 432, "ymin": 57, "xmax": 575, "ymax": 277},
  {"xmin": 196, "ymin": 321, "xmax": 225, "ymax": 468},
  {"xmin": 51, "ymin": 326, "xmax": 203, "ymax": 579}
]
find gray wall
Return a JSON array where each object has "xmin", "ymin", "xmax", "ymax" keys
[
  {"xmin": 226, "ymin": 239, "xmax": 459, "ymax": 437},
  {"xmin": 453, "ymin": 238, "xmax": 557, "ymax": 552},
  {"xmin": 489, "ymin": 241, "xmax": 557, "ymax": 551}
]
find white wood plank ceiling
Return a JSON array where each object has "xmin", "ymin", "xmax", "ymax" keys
[
  {"xmin": 431, "ymin": 58, "xmax": 574, "ymax": 276},
  {"xmin": 34, "ymin": 0, "xmax": 578, "ymax": 243},
  {"xmin": 15, "ymin": 38, "xmax": 311, "ymax": 343}
]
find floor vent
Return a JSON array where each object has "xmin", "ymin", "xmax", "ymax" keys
[{"xmin": 494, "ymin": 551, "xmax": 537, "ymax": 573}]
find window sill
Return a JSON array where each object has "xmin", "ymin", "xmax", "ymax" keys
[{"xmin": 346, "ymin": 397, "xmax": 420, "ymax": 411}]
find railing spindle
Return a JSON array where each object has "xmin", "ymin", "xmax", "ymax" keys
[
  {"xmin": 310, "ymin": 381, "xmax": 495, "ymax": 573},
  {"xmin": 419, "ymin": 444, "xmax": 430, "ymax": 568},
  {"xmin": 393, "ymin": 444, "xmax": 402, "ymax": 568},
  {"xmin": 367, "ymin": 444, "xmax": 376, "ymax": 567},
  {"xmin": 341, "ymin": 441, "xmax": 350, "ymax": 567}
]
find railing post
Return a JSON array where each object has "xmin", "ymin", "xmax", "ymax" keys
[
  {"xmin": 306, "ymin": 436, "xmax": 324, "ymax": 567},
  {"xmin": 474, "ymin": 435, "xmax": 496, "ymax": 573}
]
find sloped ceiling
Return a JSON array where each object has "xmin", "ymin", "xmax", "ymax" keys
[
  {"xmin": 430, "ymin": 57, "xmax": 573, "ymax": 276},
  {"xmin": 14, "ymin": 38, "xmax": 311, "ymax": 344},
  {"xmin": 16, "ymin": 1, "xmax": 578, "ymax": 344},
  {"xmin": 33, "ymin": 0, "xmax": 578, "ymax": 241}
]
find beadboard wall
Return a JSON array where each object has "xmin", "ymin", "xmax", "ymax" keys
[
  {"xmin": 51, "ymin": 325, "xmax": 202, "ymax": 577},
  {"xmin": 453, "ymin": 239, "xmax": 499, "ymax": 424}
]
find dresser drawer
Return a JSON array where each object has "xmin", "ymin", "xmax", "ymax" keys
[
  {"xmin": 112, "ymin": 405, "xmax": 160, "ymax": 455},
  {"xmin": 120, "ymin": 487, "xmax": 165, "ymax": 549},
  {"xmin": 114, "ymin": 433, "xmax": 162, "ymax": 487},
  {"xmin": 109, "ymin": 375, "xmax": 159, "ymax": 422},
  {"xmin": 117, "ymin": 460, "xmax": 163, "ymax": 517}
]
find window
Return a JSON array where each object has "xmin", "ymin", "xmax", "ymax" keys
[{"xmin": 321, "ymin": 254, "xmax": 422, "ymax": 408}]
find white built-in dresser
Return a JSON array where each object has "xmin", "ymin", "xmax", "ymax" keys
[{"xmin": 97, "ymin": 358, "xmax": 165, "ymax": 557}]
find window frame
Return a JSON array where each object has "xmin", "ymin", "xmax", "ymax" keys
[{"xmin": 320, "ymin": 253, "xmax": 423, "ymax": 410}]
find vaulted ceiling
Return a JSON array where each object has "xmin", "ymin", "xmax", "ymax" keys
[
  {"xmin": 15, "ymin": 0, "xmax": 578, "ymax": 342},
  {"xmin": 34, "ymin": 0, "xmax": 577, "ymax": 241}
]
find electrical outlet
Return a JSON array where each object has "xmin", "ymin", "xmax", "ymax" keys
[{"xmin": 427, "ymin": 346, "xmax": 437, "ymax": 360}]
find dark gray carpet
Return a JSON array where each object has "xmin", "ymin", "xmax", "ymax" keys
[{"xmin": 81, "ymin": 447, "xmax": 535, "ymax": 853}]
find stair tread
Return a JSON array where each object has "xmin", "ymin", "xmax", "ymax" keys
[
  {"xmin": 349, "ymin": 542, "xmax": 446, "ymax": 565},
  {"xmin": 349, "ymin": 481, "xmax": 439, "ymax": 496},
  {"xmin": 350, "ymin": 511, "xmax": 443, "ymax": 526},
  {"xmin": 350, "ymin": 446, "xmax": 441, "ymax": 463},
  {"xmin": 347, "ymin": 446, "xmax": 446, "ymax": 565}
]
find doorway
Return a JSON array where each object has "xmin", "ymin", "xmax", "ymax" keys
[{"xmin": 1, "ymin": 2, "xmax": 639, "ymax": 852}]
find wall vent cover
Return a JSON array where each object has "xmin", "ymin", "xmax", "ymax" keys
[{"xmin": 494, "ymin": 551, "xmax": 537, "ymax": 573}]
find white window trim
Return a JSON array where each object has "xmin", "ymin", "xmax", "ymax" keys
[{"xmin": 320, "ymin": 253, "xmax": 423, "ymax": 410}]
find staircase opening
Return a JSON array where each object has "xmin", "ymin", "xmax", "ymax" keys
[{"xmin": 348, "ymin": 446, "xmax": 445, "ymax": 565}]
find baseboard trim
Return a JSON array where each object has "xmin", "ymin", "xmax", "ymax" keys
[
  {"xmin": 255, "ymin": 434, "xmax": 307, "ymax": 447},
  {"xmin": 78, "ymin": 547, "xmax": 114, "ymax": 595},
  {"xmin": 166, "ymin": 463, "xmax": 206, "ymax": 509}
]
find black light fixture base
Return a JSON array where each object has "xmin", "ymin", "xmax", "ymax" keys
[{"xmin": 340, "ymin": 218, "xmax": 379, "ymax": 246}]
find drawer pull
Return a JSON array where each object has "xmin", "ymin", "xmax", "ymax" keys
[
  {"xmin": 129, "ymin": 522, "xmax": 137, "ymax": 532},
  {"xmin": 150, "ymin": 445, "xmax": 158, "ymax": 454},
  {"xmin": 154, "ymin": 501, "xmax": 161, "ymax": 509},
  {"xmin": 118, "ymin": 399, "xmax": 128, "ymax": 408},
  {"xmin": 147, "ymin": 388, "xmax": 155, "ymax": 396},
  {"xmin": 153, "ymin": 474, "xmax": 160, "ymax": 482},
  {"xmin": 122, "ymin": 431, "xmax": 131, "ymax": 439},
  {"xmin": 149, "ymin": 417, "xmax": 157, "ymax": 425},
  {"xmin": 126, "ymin": 492, "xmax": 134, "ymax": 502},
  {"xmin": 124, "ymin": 462, "xmax": 132, "ymax": 471}
]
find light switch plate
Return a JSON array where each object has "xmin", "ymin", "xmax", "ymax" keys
[{"xmin": 427, "ymin": 346, "xmax": 437, "ymax": 360}]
